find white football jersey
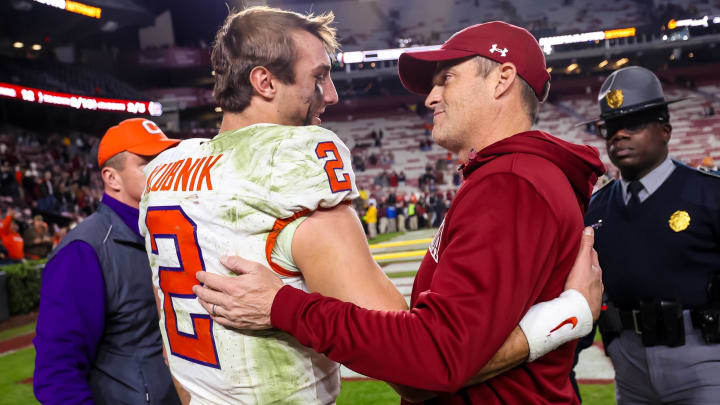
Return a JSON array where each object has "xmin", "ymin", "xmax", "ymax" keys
[{"xmin": 138, "ymin": 124, "xmax": 358, "ymax": 404}]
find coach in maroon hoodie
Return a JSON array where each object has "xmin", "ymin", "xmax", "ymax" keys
[{"xmin": 198, "ymin": 22, "xmax": 604, "ymax": 404}]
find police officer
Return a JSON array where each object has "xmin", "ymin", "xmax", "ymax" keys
[
  {"xmin": 34, "ymin": 119, "xmax": 185, "ymax": 405},
  {"xmin": 583, "ymin": 66, "xmax": 720, "ymax": 404}
]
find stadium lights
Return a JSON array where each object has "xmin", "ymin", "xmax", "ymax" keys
[
  {"xmin": 0, "ymin": 82, "xmax": 162, "ymax": 116},
  {"xmin": 214, "ymin": 107, "xmax": 222, "ymax": 113},
  {"xmin": 670, "ymin": 15, "xmax": 720, "ymax": 28},
  {"xmin": 337, "ymin": 25, "xmax": 640, "ymax": 64},
  {"xmin": 32, "ymin": 44, "xmax": 42, "ymax": 51},
  {"xmin": 615, "ymin": 58, "xmax": 629, "ymax": 67},
  {"xmin": 546, "ymin": 67, "xmax": 553, "ymax": 73},
  {"xmin": 604, "ymin": 27, "xmax": 637, "ymax": 40},
  {"xmin": 598, "ymin": 60, "xmax": 609, "ymax": 68},
  {"xmin": 31, "ymin": 0, "xmax": 101, "ymax": 19},
  {"xmin": 566, "ymin": 63, "xmax": 579, "ymax": 72},
  {"xmin": 337, "ymin": 44, "xmax": 441, "ymax": 64},
  {"xmin": 539, "ymin": 27, "xmax": 636, "ymax": 54},
  {"xmin": 13, "ymin": 42, "xmax": 24, "ymax": 48}
]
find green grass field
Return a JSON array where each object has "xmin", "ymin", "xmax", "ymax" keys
[
  {"xmin": 0, "ymin": 347, "xmax": 38, "ymax": 405},
  {"xmin": 368, "ymin": 231, "xmax": 406, "ymax": 245},
  {"xmin": 386, "ymin": 270, "xmax": 418, "ymax": 279},
  {"xmin": 338, "ymin": 380, "xmax": 615, "ymax": 404},
  {"xmin": 0, "ymin": 345, "xmax": 615, "ymax": 405},
  {"xmin": 0, "ymin": 322, "xmax": 36, "ymax": 342}
]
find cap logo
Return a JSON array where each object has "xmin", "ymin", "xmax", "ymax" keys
[
  {"xmin": 606, "ymin": 89, "xmax": 624, "ymax": 109},
  {"xmin": 142, "ymin": 120, "xmax": 162, "ymax": 134},
  {"xmin": 489, "ymin": 44, "xmax": 508, "ymax": 57}
]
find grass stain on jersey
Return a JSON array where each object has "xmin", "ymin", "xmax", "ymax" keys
[
  {"xmin": 250, "ymin": 333, "xmax": 308, "ymax": 404},
  {"xmin": 221, "ymin": 207, "xmax": 239, "ymax": 225}
]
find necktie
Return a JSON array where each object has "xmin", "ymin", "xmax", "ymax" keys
[{"xmin": 627, "ymin": 181, "xmax": 643, "ymax": 211}]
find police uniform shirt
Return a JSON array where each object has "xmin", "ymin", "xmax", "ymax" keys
[
  {"xmin": 619, "ymin": 155, "xmax": 674, "ymax": 204},
  {"xmin": 586, "ymin": 159, "xmax": 720, "ymax": 311}
]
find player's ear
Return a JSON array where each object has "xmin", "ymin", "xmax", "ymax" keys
[{"xmin": 248, "ymin": 66, "xmax": 276, "ymax": 100}]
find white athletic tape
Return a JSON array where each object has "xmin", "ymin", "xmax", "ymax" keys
[{"xmin": 519, "ymin": 289, "xmax": 594, "ymax": 362}]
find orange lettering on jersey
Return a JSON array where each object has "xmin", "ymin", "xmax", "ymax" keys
[
  {"xmin": 173, "ymin": 158, "xmax": 204, "ymax": 192},
  {"xmin": 160, "ymin": 159, "xmax": 185, "ymax": 191},
  {"xmin": 150, "ymin": 163, "xmax": 173, "ymax": 191},
  {"xmin": 153, "ymin": 160, "xmax": 182, "ymax": 191},
  {"xmin": 145, "ymin": 163, "xmax": 166, "ymax": 194},
  {"xmin": 195, "ymin": 154, "xmax": 223, "ymax": 191},
  {"xmin": 188, "ymin": 156, "xmax": 207, "ymax": 192}
]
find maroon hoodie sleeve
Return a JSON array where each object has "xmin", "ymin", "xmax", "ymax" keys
[{"xmin": 271, "ymin": 172, "xmax": 561, "ymax": 392}]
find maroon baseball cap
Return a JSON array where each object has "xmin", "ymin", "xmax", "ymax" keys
[{"xmin": 398, "ymin": 21, "xmax": 550, "ymax": 100}]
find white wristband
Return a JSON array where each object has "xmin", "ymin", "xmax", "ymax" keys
[{"xmin": 519, "ymin": 289, "xmax": 593, "ymax": 362}]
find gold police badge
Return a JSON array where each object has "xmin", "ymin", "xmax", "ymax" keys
[
  {"xmin": 668, "ymin": 210, "xmax": 690, "ymax": 232},
  {"xmin": 606, "ymin": 89, "xmax": 624, "ymax": 109}
]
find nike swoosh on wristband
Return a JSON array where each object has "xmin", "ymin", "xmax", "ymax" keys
[{"xmin": 548, "ymin": 316, "xmax": 578, "ymax": 335}]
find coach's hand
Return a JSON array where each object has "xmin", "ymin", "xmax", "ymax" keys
[
  {"xmin": 193, "ymin": 256, "xmax": 284, "ymax": 330},
  {"xmin": 563, "ymin": 226, "xmax": 604, "ymax": 321}
]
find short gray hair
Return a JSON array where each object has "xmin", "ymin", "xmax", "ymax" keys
[
  {"xmin": 474, "ymin": 56, "xmax": 541, "ymax": 124},
  {"xmin": 101, "ymin": 152, "xmax": 127, "ymax": 171}
]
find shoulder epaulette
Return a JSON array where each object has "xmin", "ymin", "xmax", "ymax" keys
[{"xmin": 592, "ymin": 178, "xmax": 616, "ymax": 195}]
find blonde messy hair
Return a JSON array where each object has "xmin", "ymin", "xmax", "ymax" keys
[{"xmin": 211, "ymin": 6, "xmax": 339, "ymax": 113}]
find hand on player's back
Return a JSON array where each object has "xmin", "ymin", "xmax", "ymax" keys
[{"xmin": 193, "ymin": 256, "xmax": 284, "ymax": 330}]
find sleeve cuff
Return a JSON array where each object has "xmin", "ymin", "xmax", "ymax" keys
[{"xmin": 270, "ymin": 285, "xmax": 308, "ymax": 332}]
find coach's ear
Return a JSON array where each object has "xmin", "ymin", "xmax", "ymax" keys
[{"xmin": 248, "ymin": 66, "xmax": 277, "ymax": 101}]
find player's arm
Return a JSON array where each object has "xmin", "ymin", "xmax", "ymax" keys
[
  {"xmin": 152, "ymin": 286, "xmax": 191, "ymax": 405},
  {"xmin": 291, "ymin": 204, "xmax": 407, "ymax": 311}
]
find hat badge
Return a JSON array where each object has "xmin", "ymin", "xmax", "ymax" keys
[
  {"xmin": 668, "ymin": 210, "xmax": 690, "ymax": 232},
  {"xmin": 606, "ymin": 89, "xmax": 624, "ymax": 109}
]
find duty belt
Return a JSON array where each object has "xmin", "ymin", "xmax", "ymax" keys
[{"xmin": 608, "ymin": 304, "xmax": 720, "ymax": 346}]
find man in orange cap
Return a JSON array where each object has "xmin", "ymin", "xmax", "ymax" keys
[{"xmin": 34, "ymin": 118, "xmax": 184, "ymax": 405}]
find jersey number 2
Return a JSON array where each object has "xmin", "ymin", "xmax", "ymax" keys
[
  {"xmin": 315, "ymin": 141, "xmax": 352, "ymax": 193},
  {"xmin": 145, "ymin": 206, "xmax": 221, "ymax": 369}
]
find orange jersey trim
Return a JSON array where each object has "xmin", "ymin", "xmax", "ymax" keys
[{"xmin": 265, "ymin": 209, "xmax": 311, "ymax": 277}]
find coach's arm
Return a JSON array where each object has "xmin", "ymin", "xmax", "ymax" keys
[
  {"xmin": 390, "ymin": 226, "xmax": 601, "ymax": 402},
  {"xmin": 195, "ymin": 206, "xmax": 601, "ymax": 395}
]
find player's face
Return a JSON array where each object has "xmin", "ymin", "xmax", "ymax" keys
[
  {"xmin": 605, "ymin": 116, "xmax": 670, "ymax": 180},
  {"xmin": 424, "ymin": 58, "xmax": 490, "ymax": 154},
  {"xmin": 277, "ymin": 30, "xmax": 339, "ymax": 126},
  {"xmin": 119, "ymin": 153, "xmax": 153, "ymax": 207}
]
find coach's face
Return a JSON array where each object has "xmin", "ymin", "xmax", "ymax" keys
[
  {"xmin": 278, "ymin": 30, "xmax": 339, "ymax": 126},
  {"xmin": 424, "ymin": 57, "xmax": 491, "ymax": 154}
]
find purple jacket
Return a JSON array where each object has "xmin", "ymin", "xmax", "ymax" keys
[{"xmin": 33, "ymin": 194, "xmax": 142, "ymax": 405}]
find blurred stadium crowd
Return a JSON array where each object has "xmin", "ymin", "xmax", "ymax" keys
[{"xmin": 0, "ymin": 0, "xmax": 719, "ymax": 267}]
